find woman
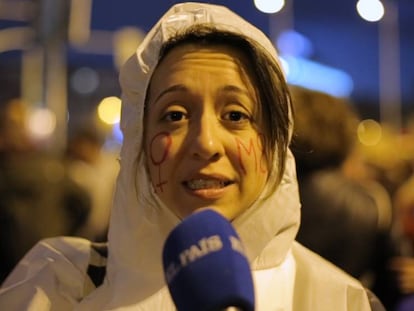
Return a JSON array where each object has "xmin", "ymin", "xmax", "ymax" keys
[{"xmin": 0, "ymin": 3, "xmax": 383, "ymax": 310}]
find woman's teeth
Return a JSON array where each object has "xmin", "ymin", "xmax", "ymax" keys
[{"xmin": 186, "ymin": 179, "xmax": 228, "ymax": 190}]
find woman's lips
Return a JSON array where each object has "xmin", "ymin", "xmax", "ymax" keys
[{"xmin": 183, "ymin": 178, "xmax": 233, "ymax": 199}]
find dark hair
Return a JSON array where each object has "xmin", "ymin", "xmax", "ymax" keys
[
  {"xmin": 149, "ymin": 24, "xmax": 292, "ymax": 189},
  {"xmin": 289, "ymin": 85, "xmax": 359, "ymax": 176}
]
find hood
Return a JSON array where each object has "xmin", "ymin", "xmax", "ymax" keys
[{"xmin": 78, "ymin": 2, "xmax": 301, "ymax": 309}]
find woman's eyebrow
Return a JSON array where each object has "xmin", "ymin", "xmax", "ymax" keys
[
  {"xmin": 152, "ymin": 84, "xmax": 188, "ymax": 105},
  {"xmin": 220, "ymin": 85, "xmax": 255, "ymax": 101},
  {"xmin": 151, "ymin": 84, "xmax": 253, "ymax": 106},
  {"xmin": 220, "ymin": 85, "xmax": 250, "ymax": 95}
]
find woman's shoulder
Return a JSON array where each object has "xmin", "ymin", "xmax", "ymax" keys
[
  {"xmin": 0, "ymin": 237, "xmax": 107, "ymax": 310},
  {"xmin": 291, "ymin": 241, "xmax": 385, "ymax": 310},
  {"xmin": 292, "ymin": 241, "xmax": 363, "ymax": 284}
]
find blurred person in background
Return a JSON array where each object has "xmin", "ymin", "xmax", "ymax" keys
[
  {"xmin": 65, "ymin": 126, "xmax": 119, "ymax": 242},
  {"xmin": 386, "ymin": 134, "xmax": 414, "ymax": 310},
  {"xmin": 0, "ymin": 98, "xmax": 91, "ymax": 283},
  {"xmin": 394, "ymin": 114, "xmax": 414, "ymax": 253},
  {"xmin": 289, "ymin": 85, "xmax": 388, "ymax": 287},
  {"xmin": 0, "ymin": 98, "xmax": 34, "ymax": 155},
  {"xmin": 357, "ymin": 122, "xmax": 413, "ymax": 200},
  {"xmin": 356, "ymin": 114, "xmax": 414, "ymax": 310}
]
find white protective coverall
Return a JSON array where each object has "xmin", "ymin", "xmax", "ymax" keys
[{"xmin": 0, "ymin": 2, "xmax": 384, "ymax": 311}]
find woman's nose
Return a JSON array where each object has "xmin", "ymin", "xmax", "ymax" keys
[{"xmin": 190, "ymin": 116, "xmax": 224, "ymax": 161}]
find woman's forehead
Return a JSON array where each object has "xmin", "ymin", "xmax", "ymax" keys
[
  {"xmin": 158, "ymin": 42, "xmax": 253, "ymax": 69},
  {"xmin": 148, "ymin": 43, "xmax": 259, "ymax": 97}
]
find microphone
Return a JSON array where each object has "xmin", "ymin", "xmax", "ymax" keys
[{"xmin": 162, "ymin": 209, "xmax": 255, "ymax": 311}]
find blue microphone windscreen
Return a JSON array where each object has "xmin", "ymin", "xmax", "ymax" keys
[{"xmin": 162, "ymin": 209, "xmax": 255, "ymax": 311}]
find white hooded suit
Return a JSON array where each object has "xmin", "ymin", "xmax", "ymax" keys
[{"xmin": 0, "ymin": 3, "xmax": 384, "ymax": 310}]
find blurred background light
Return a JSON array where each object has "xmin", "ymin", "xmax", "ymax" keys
[
  {"xmin": 276, "ymin": 30, "xmax": 313, "ymax": 58},
  {"xmin": 254, "ymin": 0, "xmax": 285, "ymax": 14},
  {"xmin": 358, "ymin": 119, "xmax": 383, "ymax": 146},
  {"xmin": 281, "ymin": 55, "xmax": 354, "ymax": 97},
  {"xmin": 357, "ymin": 0, "xmax": 385, "ymax": 22},
  {"xmin": 27, "ymin": 107, "xmax": 56, "ymax": 140},
  {"xmin": 112, "ymin": 122, "xmax": 123, "ymax": 144},
  {"xmin": 70, "ymin": 67, "xmax": 99, "ymax": 95},
  {"xmin": 97, "ymin": 96, "xmax": 121, "ymax": 125}
]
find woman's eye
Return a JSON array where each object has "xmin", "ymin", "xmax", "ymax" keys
[
  {"xmin": 162, "ymin": 111, "xmax": 185, "ymax": 122},
  {"xmin": 163, "ymin": 111, "xmax": 185, "ymax": 122},
  {"xmin": 224, "ymin": 111, "xmax": 250, "ymax": 122}
]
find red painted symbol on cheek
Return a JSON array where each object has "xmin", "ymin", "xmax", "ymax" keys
[
  {"xmin": 235, "ymin": 135, "xmax": 267, "ymax": 175},
  {"xmin": 235, "ymin": 137, "xmax": 256, "ymax": 175},
  {"xmin": 256, "ymin": 133, "xmax": 268, "ymax": 174},
  {"xmin": 149, "ymin": 132, "xmax": 172, "ymax": 193}
]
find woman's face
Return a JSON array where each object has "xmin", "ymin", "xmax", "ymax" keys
[{"xmin": 144, "ymin": 43, "xmax": 269, "ymax": 220}]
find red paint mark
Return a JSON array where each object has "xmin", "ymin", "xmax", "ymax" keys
[
  {"xmin": 235, "ymin": 135, "xmax": 267, "ymax": 175},
  {"xmin": 256, "ymin": 133, "xmax": 267, "ymax": 173},
  {"xmin": 149, "ymin": 132, "xmax": 172, "ymax": 192},
  {"xmin": 235, "ymin": 137, "xmax": 256, "ymax": 174}
]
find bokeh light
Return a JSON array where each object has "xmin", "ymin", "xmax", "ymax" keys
[
  {"xmin": 254, "ymin": 0, "xmax": 285, "ymax": 14},
  {"xmin": 358, "ymin": 119, "xmax": 383, "ymax": 146},
  {"xmin": 356, "ymin": 0, "xmax": 385, "ymax": 22},
  {"xmin": 70, "ymin": 67, "xmax": 99, "ymax": 95},
  {"xmin": 97, "ymin": 96, "xmax": 121, "ymax": 125},
  {"xmin": 27, "ymin": 107, "xmax": 56, "ymax": 140}
]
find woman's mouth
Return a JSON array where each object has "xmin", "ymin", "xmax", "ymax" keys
[{"xmin": 184, "ymin": 179, "xmax": 232, "ymax": 190}]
